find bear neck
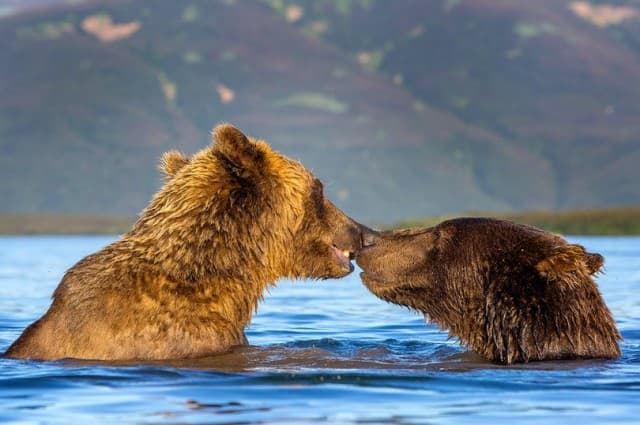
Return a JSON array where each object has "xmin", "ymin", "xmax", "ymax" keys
[
  {"xmin": 121, "ymin": 166, "xmax": 293, "ymax": 329},
  {"xmin": 122, "ymin": 224, "xmax": 283, "ymax": 329},
  {"xmin": 409, "ymin": 286, "xmax": 488, "ymax": 358}
]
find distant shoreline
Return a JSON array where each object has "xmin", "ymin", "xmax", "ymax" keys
[
  {"xmin": 0, "ymin": 214, "xmax": 134, "ymax": 235},
  {"xmin": 388, "ymin": 206, "xmax": 640, "ymax": 236},
  {"xmin": 0, "ymin": 206, "xmax": 638, "ymax": 236}
]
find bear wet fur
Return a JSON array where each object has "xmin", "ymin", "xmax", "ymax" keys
[
  {"xmin": 357, "ymin": 218, "xmax": 621, "ymax": 364},
  {"xmin": 5, "ymin": 124, "xmax": 363, "ymax": 361}
]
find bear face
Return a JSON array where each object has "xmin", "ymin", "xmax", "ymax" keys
[
  {"xmin": 4, "ymin": 124, "xmax": 367, "ymax": 361},
  {"xmin": 287, "ymin": 177, "xmax": 361, "ymax": 279},
  {"xmin": 357, "ymin": 218, "xmax": 621, "ymax": 364}
]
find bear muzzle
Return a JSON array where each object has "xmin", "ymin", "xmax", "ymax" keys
[
  {"xmin": 327, "ymin": 221, "xmax": 375, "ymax": 274},
  {"xmin": 330, "ymin": 244, "xmax": 355, "ymax": 273}
]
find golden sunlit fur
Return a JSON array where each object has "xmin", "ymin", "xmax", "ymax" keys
[{"xmin": 5, "ymin": 124, "xmax": 363, "ymax": 361}]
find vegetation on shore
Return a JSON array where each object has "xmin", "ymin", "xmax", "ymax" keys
[
  {"xmin": 388, "ymin": 207, "xmax": 640, "ymax": 236},
  {"xmin": 0, "ymin": 207, "xmax": 638, "ymax": 236},
  {"xmin": 0, "ymin": 214, "xmax": 134, "ymax": 235}
]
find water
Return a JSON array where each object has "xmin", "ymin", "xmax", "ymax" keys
[{"xmin": 0, "ymin": 236, "xmax": 638, "ymax": 424}]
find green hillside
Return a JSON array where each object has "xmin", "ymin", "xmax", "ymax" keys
[
  {"xmin": 274, "ymin": 0, "xmax": 640, "ymax": 210},
  {"xmin": 0, "ymin": 0, "xmax": 639, "ymax": 222}
]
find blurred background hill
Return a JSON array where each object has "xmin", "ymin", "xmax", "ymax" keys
[{"xmin": 0, "ymin": 0, "xmax": 639, "ymax": 223}]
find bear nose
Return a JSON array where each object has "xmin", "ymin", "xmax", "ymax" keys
[{"xmin": 360, "ymin": 225, "xmax": 380, "ymax": 248}]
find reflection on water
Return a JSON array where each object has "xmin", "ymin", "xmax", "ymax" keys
[{"xmin": 0, "ymin": 236, "xmax": 639, "ymax": 424}]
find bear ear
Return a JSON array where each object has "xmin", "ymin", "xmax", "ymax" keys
[
  {"xmin": 535, "ymin": 244, "xmax": 603, "ymax": 283},
  {"xmin": 211, "ymin": 123, "xmax": 264, "ymax": 172},
  {"xmin": 159, "ymin": 150, "xmax": 190, "ymax": 178},
  {"xmin": 585, "ymin": 252, "xmax": 604, "ymax": 275}
]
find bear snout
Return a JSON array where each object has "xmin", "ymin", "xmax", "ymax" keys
[{"xmin": 354, "ymin": 244, "xmax": 377, "ymax": 273}]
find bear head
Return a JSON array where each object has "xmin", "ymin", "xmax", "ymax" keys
[{"xmin": 133, "ymin": 124, "xmax": 364, "ymax": 284}]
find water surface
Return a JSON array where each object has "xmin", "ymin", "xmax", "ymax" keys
[{"xmin": 0, "ymin": 236, "xmax": 638, "ymax": 424}]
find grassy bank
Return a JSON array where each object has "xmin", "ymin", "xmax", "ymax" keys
[
  {"xmin": 389, "ymin": 206, "xmax": 640, "ymax": 236},
  {"xmin": 0, "ymin": 215, "xmax": 134, "ymax": 235},
  {"xmin": 0, "ymin": 206, "xmax": 638, "ymax": 235}
]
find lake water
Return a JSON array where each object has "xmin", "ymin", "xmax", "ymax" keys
[{"xmin": 0, "ymin": 236, "xmax": 638, "ymax": 424}]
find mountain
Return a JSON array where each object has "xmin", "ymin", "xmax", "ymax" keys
[
  {"xmin": 273, "ymin": 0, "xmax": 640, "ymax": 210},
  {"xmin": 0, "ymin": 0, "xmax": 638, "ymax": 222}
]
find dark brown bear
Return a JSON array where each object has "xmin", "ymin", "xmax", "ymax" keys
[
  {"xmin": 5, "ymin": 124, "xmax": 364, "ymax": 361},
  {"xmin": 357, "ymin": 218, "xmax": 621, "ymax": 364}
]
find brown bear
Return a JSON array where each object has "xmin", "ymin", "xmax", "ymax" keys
[
  {"xmin": 4, "ymin": 124, "xmax": 364, "ymax": 361},
  {"xmin": 357, "ymin": 218, "xmax": 621, "ymax": 364}
]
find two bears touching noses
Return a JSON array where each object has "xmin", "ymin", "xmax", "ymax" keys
[{"xmin": 4, "ymin": 124, "xmax": 621, "ymax": 364}]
